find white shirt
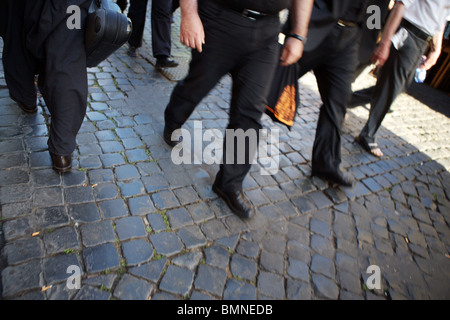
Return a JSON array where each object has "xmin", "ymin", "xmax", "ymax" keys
[{"xmin": 400, "ymin": 0, "xmax": 450, "ymax": 36}]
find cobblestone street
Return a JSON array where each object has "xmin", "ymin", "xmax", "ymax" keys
[{"xmin": 0, "ymin": 7, "xmax": 449, "ymax": 300}]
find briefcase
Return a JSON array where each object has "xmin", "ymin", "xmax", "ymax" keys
[{"xmin": 85, "ymin": 0, "xmax": 132, "ymax": 67}]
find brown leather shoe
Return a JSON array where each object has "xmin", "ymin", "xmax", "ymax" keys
[{"xmin": 50, "ymin": 152, "xmax": 72, "ymax": 173}]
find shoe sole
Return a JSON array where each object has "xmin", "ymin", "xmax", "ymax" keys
[
  {"xmin": 163, "ymin": 135, "xmax": 181, "ymax": 148},
  {"xmin": 51, "ymin": 154, "xmax": 72, "ymax": 173},
  {"xmin": 163, "ymin": 128, "xmax": 183, "ymax": 147},
  {"xmin": 311, "ymin": 171, "xmax": 353, "ymax": 187},
  {"xmin": 53, "ymin": 165, "xmax": 72, "ymax": 173},
  {"xmin": 156, "ymin": 64, "xmax": 179, "ymax": 69}
]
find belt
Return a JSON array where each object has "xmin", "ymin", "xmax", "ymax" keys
[
  {"xmin": 213, "ymin": 0, "xmax": 270, "ymax": 20},
  {"xmin": 337, "ymin": 19, "xmax": 358, "ymax": 28},
  {"xmin": 401, "ymin": 19, "xmax": 432, "ymax": 42},
  {"xmin": 240, "ymin": 9, "xmax": 269, "ymax": 21}
]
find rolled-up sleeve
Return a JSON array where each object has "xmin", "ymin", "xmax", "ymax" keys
[{"xmin": 397, "ymin": 0, "xmax": 417, "ymax": 8}]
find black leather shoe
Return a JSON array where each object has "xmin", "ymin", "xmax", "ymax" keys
[
  {"xmin": 50, "ymin": 152, "xmax": 72, "ymax": 173},
  {"xmin": 10, "ymin": 95, "xmax": 37, "ymax": 114},
  {"xmin": 156, "ymin": 56, "xmax": 179, "ymax": 69},
  {"xmin": 348, "ymin": 93, "xmax": 370, "ymax": 108},
  {"xmin": 127, "ymin": 46, "xmax": 138, "ymax": 57},
  {"xmin": 311, "ymin": 168, "xmax": 354, "ymax": 187},
  {"xmin": 348, "ymin": 87, "xmax": 374, "ymax": 108},
  {"xmin": 212, "ymin": 183, "xmax": 255, "ymax": 219},
  {"xmin": 163, "ymin": 126, "xmax": 182, "ymax": 147}
]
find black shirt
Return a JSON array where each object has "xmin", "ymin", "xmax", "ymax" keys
[
  {"xmin": 339, "ymin": 0, "xmax": 371, "ymax": 24},
  {"xmin": 219, "ymin": 0, "xmax": 292, "ymax": 14}
]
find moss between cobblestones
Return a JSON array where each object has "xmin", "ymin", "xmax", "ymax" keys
[
  {"xmin": 154, "ymin": 210, "xmax": 171, "ymax": 231},
  {"xmin": 152, "ymin": 250, "xmax": 165, "ymax": 261}
]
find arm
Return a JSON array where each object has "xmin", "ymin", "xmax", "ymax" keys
[
  {"xmin": 371, "ymin": 1, "xmax": 406, "ymax": 66},
  {"xmin": 280, "ymin": 0, "xmax": 314, "ymax": 66},
  {"xmin": 420, "ymin": 30, "xmax": 444, "ymax": 70},
  {"xmin": 179, "ymin": 0, "xmax": 205, "ymax": 52}
]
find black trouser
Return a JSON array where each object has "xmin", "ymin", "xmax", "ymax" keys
[
  {"xmin": 298, "ymin": 24, "xmax": 361, "ymax": 174},
  {"xmin": 1, "ymin": 1, "xmax": 37, "ymax": 110},
  {"xmin": 1, "ymin": 0, "xmax": 90, "ymax": 156},
  {"xmin": 151, "ymin": 0, "xmax": 173, "ymax": 58},
  {"xmin": 127, "ymin": 0, "xmax": 148, "ymax": 48},
  {"xmin": 127, "ymin": 0, "xmax": 173, "ymax": 58},
  {"xmin": 172, "ymin": 0, "xmax": 179, "ymax": 13},
  {"xmin": 359, "ymin": 31, "xmax": 429, "ymax": 144},
  {"xmin": 164, "ymin": 0, "xmax": 281, "ymax": 192},
  {"xmin": 116, "ymin": 0, "xmax": 128, "ymax": 12}
]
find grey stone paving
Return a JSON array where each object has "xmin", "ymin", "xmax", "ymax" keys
[{"xmin": 1, "ymin": 7, "xmax": 450, "ymax": 300}]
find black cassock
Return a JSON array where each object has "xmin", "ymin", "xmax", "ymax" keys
[{"xmin": 0, "ymin": 0, "xmax": 91, "ymax": 156}]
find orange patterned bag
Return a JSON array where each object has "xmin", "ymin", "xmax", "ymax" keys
[{"xmin": 265, "ymin": 60, "xmax": 300, "ymax": 129}]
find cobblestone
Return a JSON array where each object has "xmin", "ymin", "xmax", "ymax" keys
[
  {"xmin": 1, "ymin": 5, "xmax": 450, "ymax": 301},
  {"xmin": 113, "ymin": 274, "xmax": 154, "ymax": 300},
  {"xmin": 160, "ymin": 265, "xmax": 194, "ymax": 297}
]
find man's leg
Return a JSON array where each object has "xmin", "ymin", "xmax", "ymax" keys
[
  {"xmin": 212, "ymin": 16, "xmax": 280, "ymax": 218},
  {"xmin": 127, "ymin": 0, "xmax": 149, "ymax": 55},
  {"xmin": 1, "ymin": 0, "xmax": 37, "ymax": 112},
  {"xmin": 38, "ymin": 3, "xmax": 89, "ymax": 171},
  {"xmin": 359, "ymin": 36, "xmax": 427, "ymax": 149},
  {"xmin": 216, "ymin": 43, "xmax": 280, "ymax": 193},
  {"xmin": 164, "ymin": 1, "xmax": 244, "ymax": 134},
  {"xmin": 151, "ymin": 0, "xmax": 177, "ymax": 68},
  {"xmin": 172, "ymin": 0, "xmax": 180, "ymax": 13},
  {"xmin": 164, "ymin": 49, "xmax": 236, "ymax": 136},
  {"xmin": 310, "ymin": 27, "xmax": 360, "ymax": 186},
  {"xmin": 116, "ymin": 0, "xmax": 128, "ymax": 12}
]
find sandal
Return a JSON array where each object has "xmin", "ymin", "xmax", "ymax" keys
[{"xmin": 355, "ymin": 135, "xmax": 383, "ymax": 158}]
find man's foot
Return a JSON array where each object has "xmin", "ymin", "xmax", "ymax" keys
[
  {"xmin": 163, "ymin": 126, "xmax": 183, "ymax": 147},
  {"xmin": 355, "ymin": 135, "xmax": 383, "ymax": 158},
  {"xmin": 311, "ymin": 168, "xmax": 354, "ymax": 187},
  {"xmin": 212, "ymin": 183, "xmax": 255, "ymax": 219},
  {"xmin": 10, "ymin": 95, "xmax": 37, "ymax": 114},
  {"xmin": 156, "ymin": 56, "xmax": 179, "ymax": 69},
  {"xmin": 127, "ymin": 46, "xmax": 138, "ymax": 57},
  {"xmin": 50, "ymin": 152, "xmax": 72, "ymax": 173}
]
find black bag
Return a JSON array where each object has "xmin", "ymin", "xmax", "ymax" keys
[
  {"xmin": 265, "ymin": 55, "xmax": 300, "ymax": 129},
  {"xmin": 85, "ymin": 0, "xmax": 132, "ymax": 67}
]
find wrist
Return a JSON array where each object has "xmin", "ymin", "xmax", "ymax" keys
[{"xmin": 379, "ymin": 39, "xmax": 392, "ymax": 49}]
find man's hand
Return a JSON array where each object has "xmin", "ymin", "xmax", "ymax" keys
[
  {"xmin": 370, "ymin": 1, "xmax": 405, "ymax": 67},
  {"xmin": 420, "ymin": 50, "xmax": 439, "ymax": 71},
  {"xmin": 179, "ymin": 0, "xmax": 205, "ymax": 52},
  {"xmin": 280, "ymin": 36, "xmax": 304, "ymax": 66},
  {"xmin": 180, "ymin": 11, "xmax": 205, "ymax": 52},
  {"xmin": 420, "ymin": 31, "xmax": 444, "ymax": 71},
  {"xmin": 371, "ymin": 41, "xmax": 391, "ymax": 67},
  {"xmin": 282, "ymin": 0, "xmax": 313, "ymax": 66}
]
